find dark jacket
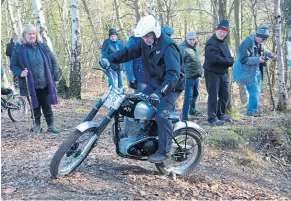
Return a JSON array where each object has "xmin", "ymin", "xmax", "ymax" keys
[
  {"xmin": 180, "ymin": 40, "xmax": 202, "ymax": 79},
  {"xmin": 10, "ymin": 43, "xmax": 60, "ymax": 96},
  {"xmin": 102, "ymin": 39, "xmax": 124, "ymax": 71},
  {"xmin": 6, "ymin": 39, "xmax": 16, "ymax": 60},
  {"xmin": 203, "ymin": 34, "xmax": 234, "ymax": 74},
  {"xmin": 106, "ymin": 32, "xmax": 185, "ymax": 96},
  {"xmin": 124, "ymin": 36, "xmax": 145, "ymax": 82}
]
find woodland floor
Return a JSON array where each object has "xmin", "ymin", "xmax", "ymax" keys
[{"xmin": 1, "ymin": 96, "xmax": 291, "ymax": 200}]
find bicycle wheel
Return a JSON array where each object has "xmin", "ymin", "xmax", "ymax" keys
[{"xmin": 8, "ymin": 96, "xmax": 27, "ymax": 122}]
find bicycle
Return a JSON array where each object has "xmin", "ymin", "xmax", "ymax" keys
[{"xmin": 1, "ymin": 88, "xmax": 27, "ymax": 122}]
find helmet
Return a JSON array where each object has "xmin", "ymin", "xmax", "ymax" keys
[
  {"xmin": 134, "ymin": 15, "xmax": 161, "ymax": 38},
  {"xmin": 162, "ymin": 26, "xmax": 174, "ymax": 36}
]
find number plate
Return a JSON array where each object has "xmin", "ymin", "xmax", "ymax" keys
[{"xmin": 103, "ymin": 88, "xmax": 125, "ymax": 109}]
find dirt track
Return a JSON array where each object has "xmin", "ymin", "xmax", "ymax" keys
[{"xmin": 1, "ymin": 99, "xmax": 291, "ymax": 200}]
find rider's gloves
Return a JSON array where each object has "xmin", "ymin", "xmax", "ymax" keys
[
  {"xmin": 129, "ymin": 80, "xmax": 138, "ymax": 89},
  {"xmin": 147, "ymin": 93, "xmax": 161, "ymax": 107},
  {"xmin": 99, "ymin": 58, "xmax": 110, "ymax": 69}
]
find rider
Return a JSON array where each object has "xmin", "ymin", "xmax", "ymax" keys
[{"xmin": 99, "ymin": 15, "xmax": 185, "ymax": 163}]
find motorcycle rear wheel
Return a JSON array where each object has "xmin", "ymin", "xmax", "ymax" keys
[
  {"xmin": 50, "ymin": 129, "xmax": 99, "ymax": 178},
  {"xmin": 8, "ymin": 96, "xmax": 27, "ymax": 122},
  {"xmin": 155, "ymin": 128, "xmax": 203, "ymax": 176}
]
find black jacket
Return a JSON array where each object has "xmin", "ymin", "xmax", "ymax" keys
[
  {"xmin": 6, "ymin": 39, "xmax": 16, "ymax": 60},
  {"xmin": 106, "ymin": 32, "xmax": 185, "ymax": 96},
  {"xmin": 203, "ymin": 34, "xmax": 234, "ymax": 74}
]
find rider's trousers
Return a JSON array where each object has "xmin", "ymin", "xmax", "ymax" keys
[{"xmin": 143, "ymin": 86, "xmax": 181, "ymax": 155}]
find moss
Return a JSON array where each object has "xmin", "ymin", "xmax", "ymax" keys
[{"xmin": 206, "ymin": 130, "xmax": 243, "ymax": 149}]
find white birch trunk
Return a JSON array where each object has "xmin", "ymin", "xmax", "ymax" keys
[
  {"xmin": 7, "ymin": 0, "xmax": 18, "ymax": 35},
  {"xmin": 275, "ymin": 0, "xmax": 288, "ymax": 111},
  {"xmin": 114, "ymin": 0, "xmax": 127, "ymax": 40},
  {"xmin": 14, "ymin": 0, "xmax": 23, "ymax": 34},
  {"xmin": 69, "ymin": 0, "xmax": 82, "ymax": 98},
  {"xmin": 31, "ymin": 0, "xmax": 54, "ymax": 51},
  {"xmin": 149, "ymin": 0, "xmax": 156, "ymax": 16}
]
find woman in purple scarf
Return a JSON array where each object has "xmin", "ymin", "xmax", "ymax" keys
[{"xmin": 10, "ymin": 24, "xmax": 60, "ymax": 134}]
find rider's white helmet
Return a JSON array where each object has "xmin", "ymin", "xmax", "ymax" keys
[{"xmin": 134, "ymin": 15, "xmax": 161, "ymax": 38}]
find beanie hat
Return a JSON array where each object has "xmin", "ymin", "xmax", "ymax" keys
[
  {"xmin": 217, "ymin": 19, "xmax": 229, "ymax": 32},
  {"xmin": 186, "ymin": 31, "xmax": 197, "ymax": 39},
  {"xmin": 161, "ymin": 26, "xmax": 174, "ymax": 36},
  {"xmin": 109, "ymin": 28, "xmax": 117, "ymax": 37},
  {"xmin": 256, "ymin": 24, "xmax": 269, "ymax": 39}
]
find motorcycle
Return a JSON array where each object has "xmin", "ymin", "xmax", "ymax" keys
[{"xmin": 50, "ymin": 66, "xmax": 207, "ymax": 178}]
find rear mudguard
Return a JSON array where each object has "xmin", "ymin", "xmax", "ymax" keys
[
  {"xmin": 75, "ymin": 121, "xmax": 99, "ymax": 132},
  {"xmin": 173, "ymin": 121, "xmax": 208, "ymax": 140}
]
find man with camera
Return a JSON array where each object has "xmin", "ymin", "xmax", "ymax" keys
[{"xmin": 233, "ymin": 24, "xmax": 276, "ymax": 116}]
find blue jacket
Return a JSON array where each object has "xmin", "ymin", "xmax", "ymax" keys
[
  {"xmin": 106, "ymin": 32, "xmax": 185, "ymax": 96},
  {"xmin": 102, "ymin": 39, "xmax": 124, "ymax": 71},
  {"xmin": 124, "ymin": 37, "xmax": 144, "ymax": 82},
  {"xmin": 203, "ymin": 34, "xmax": 234, "ymax": 74},
  {"xmin": 233, "ymin": 34, "xmax": 271, "ymax": 85},
  {"xmin": 10, "ymin": 43, "xmax": 60, "ymax": 96}
]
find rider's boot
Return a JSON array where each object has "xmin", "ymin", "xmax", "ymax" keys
[
  {"xmin": 148, "ymin": 132, "xmax": 172, "ymax": 163},
  {"xmin": 45, "ymin": 115, "xmax": 59, "ymax": 134},
  {"xmin": 33, "ymin": 117, "xmax": 42, "ymax": 134}
]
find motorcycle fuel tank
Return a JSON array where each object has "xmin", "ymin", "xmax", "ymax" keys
[{"xmin": 134, "ymin": 101, "xmax": 155, "ymax": 120}]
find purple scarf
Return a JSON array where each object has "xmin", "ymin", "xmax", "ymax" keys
[{"xmin": 22, "ymin": 42, "xmax": 58, "ymax": 108}]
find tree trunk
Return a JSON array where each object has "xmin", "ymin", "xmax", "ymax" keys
[
  {"xmin": 69, "ymin": 0, "xmax": 82, "ymax": 99},
  {"xmin": 149, "ymin": 0, "xmax": 156, "ymax": 16},
  {"xmin": 234, "ymin": 0, "xmax": 248, "ymax": 104},
  {"xmin": 31, "ymin": 0, "xmax": 54, "ymax": 51},
  {"xmin": 157, "ymin": 0, "xmax": 165, "ymax": 26},
  {"xmin": 7, "ymin": 0, "xmax": 18, "ymax": 35},
  {"xmin": 283, "ymin": 0, "xmax": 291, "ymax": 70},
  {"xmin": 114, "ymin": 0, "xmax": 127, "ymax": 40},
  {"xmin": 212, "ymin": 0, "xmax": 219, "ymax": 30},
  {"xmin": 14, "ymin": 0, "xmax": 23, "ymax": 34},
  {"xmin": 133, "ymin": 0, "xmax": 141, "ymax": 23},
  {"xmin": 275, "ymin": 0, "xmax": 288, "ymax": 111}
]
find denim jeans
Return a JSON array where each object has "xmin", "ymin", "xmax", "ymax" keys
[
  {"xmin": 182, "ymin": 78, "xmax": 200, "ymax": 120},
  {"xmin": 108, "ymin": 71, "xmax": 124, "ymax": 89},
  {"xmin": 246, "ymin": 72, "xmax": 262, "ymax": 114}
]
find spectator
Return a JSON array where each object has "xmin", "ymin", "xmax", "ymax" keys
[
  {"xmin": 124, "ymin": 28, "xmax": 146, "ymax": 93},
  {"xmin": 10, "ymin": 24, "xmax": 60, "ymax": 134},
  {"xmin": 162, "ymin": 26, "xmax": 174, "ymax": 38},
  {"xmin": 99, "ymin": 15, "xmax": 185, "ymax": 163},
  {"xmin": 203, "ymin": 19, "xmax": 234, "ymax": 126},
  {"xmin": 6, "ymin": 34, "xmax": 19, "ymax": 89},
  {"xmin": 101, "ymin": 28, "xmax": 124, "ymax": 88},
  {"xmin": 233, "ymin": 24, "xmax": 275, "ymax": 116},
  {"xmin": 180, "ymin": 31, "xmax": 203, "ymax": 120}
]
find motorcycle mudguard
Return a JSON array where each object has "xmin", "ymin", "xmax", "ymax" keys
[
  {"xmin": 75, "ymin": 121, "xmax": 99, "ymax": 132},
  {"xmin": 173, "ymin": 121, "xmax": 208, "ymax": 140}
]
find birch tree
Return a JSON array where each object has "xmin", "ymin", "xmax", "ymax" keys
[
  {"xmin": 7, "ymin": 0, "xmax": 18, "ymax": 35},
  {"xmin": 14, "ymin": 0, "xmax": 23, "ymax": 34},
  {"xmin": 114, "ymin": 0, "xmax": 127, "ymax": 40},
  {"xmin": 134, "ymin": 0, "xmax": 141, "ymax": 23},
  {"xmin": 31, "ymin": 0, "xmax": 54, "ymax": 51},
  {"xmin": 69, "ymin": 0, "xmax": 81, "ymax": 99},
  {"xmin": 274, "ymin": 0, "xmax": 288, "ymax": 111},
  {"xmin": 283, "ymin": 0, "xmax": 291, "ymax": 69}
]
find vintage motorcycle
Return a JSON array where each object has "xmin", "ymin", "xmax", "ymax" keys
[{"xmin": 50, "ymin": 67, "xmax": 207, "ymax": 178}]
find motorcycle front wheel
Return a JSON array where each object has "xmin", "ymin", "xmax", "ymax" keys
[
  {"xmin": 155, "ymin": 128, "xmax": 203, "ymax": 176},
  {"xmin": 8, "ymin": 96, "xmax": 27, "ymax": 122},
  {"xmin": 50, "ymin": 129, "xmax": 99, "ymax": 178}
]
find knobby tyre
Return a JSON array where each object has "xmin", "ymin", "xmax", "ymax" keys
[
  {"xmin": 8, "ymin": 96, "xmax": 27, "ymax": 122},
  {"xmin": 50, "ymin": 129, "xmax": 99, "ymax": 178},
  {"xmin": 155, "ymin": 128, "xmax": 203, "ymax": 176}
]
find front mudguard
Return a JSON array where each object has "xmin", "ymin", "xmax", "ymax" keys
[
  {"xmin": 75, "ymin": 121, "xmax": 99, "ymax": 132},
  {"xmin": 173, "ymin": 121, "xmax": 208, "ymax": 140}
]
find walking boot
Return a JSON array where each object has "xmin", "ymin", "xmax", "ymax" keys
[
  {"xmin": 148, "ymin": 152, "xmax": 168, "ymax": 163},
  {"xmin": 32, "ymin": 117, "xmax": 42, "ymax": 134},
  {"xmin": 45, "ymin": 116, "xmax": 59, "ymax": 134}
]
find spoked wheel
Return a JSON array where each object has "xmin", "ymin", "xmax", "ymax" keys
[
  {"xmin": 50, "ymin": 129, "xmax": 99, "ymax": 178},
  {"xmin": 155, "ymin": 128, "xmax": 203, "ymax": 176},
  {"xmin": 8, "ymin": 96, "xmax": 27, "ymax": 122}
]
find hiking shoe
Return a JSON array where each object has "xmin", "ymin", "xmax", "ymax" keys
[
  {"xmin": 48, "ymin": 125, "xmax": 59, "ymax": 134},
  {"xmin": 189, "ymin": 109, "xmax": 201, "ymax": 116},
  {"xmin": 218, "ymin": 114, "xmax": 233, "ymax": 122},
  {"xmin": 148, "ymin": 153, "xmax": 168, "ymax": 163},
  {"xmin": 31, "ymin": 125, "xmax": 42, "ymax": 134},
  {"xmin": 208, "ymin": 119, "xmax": 224, "ymax": 126}
]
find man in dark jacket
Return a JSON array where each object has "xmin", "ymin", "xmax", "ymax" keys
[
  {"xmin": 99, "ymin": 15, "xmax": 185, "ymax": 163},
  {"xmin": 180, "ymin": 31, "xmax": 203, "ymax": 120},
  {"xmin": 203, "ymin": 19, "xmax": 234, "ymax": 125},
  {"xmin": 102, "ymin": 28, "xmax": 124, "ymax": 88},
  {"xmin": 6, "ymin": 34, "xmax": 19, "ymax": 89}
]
